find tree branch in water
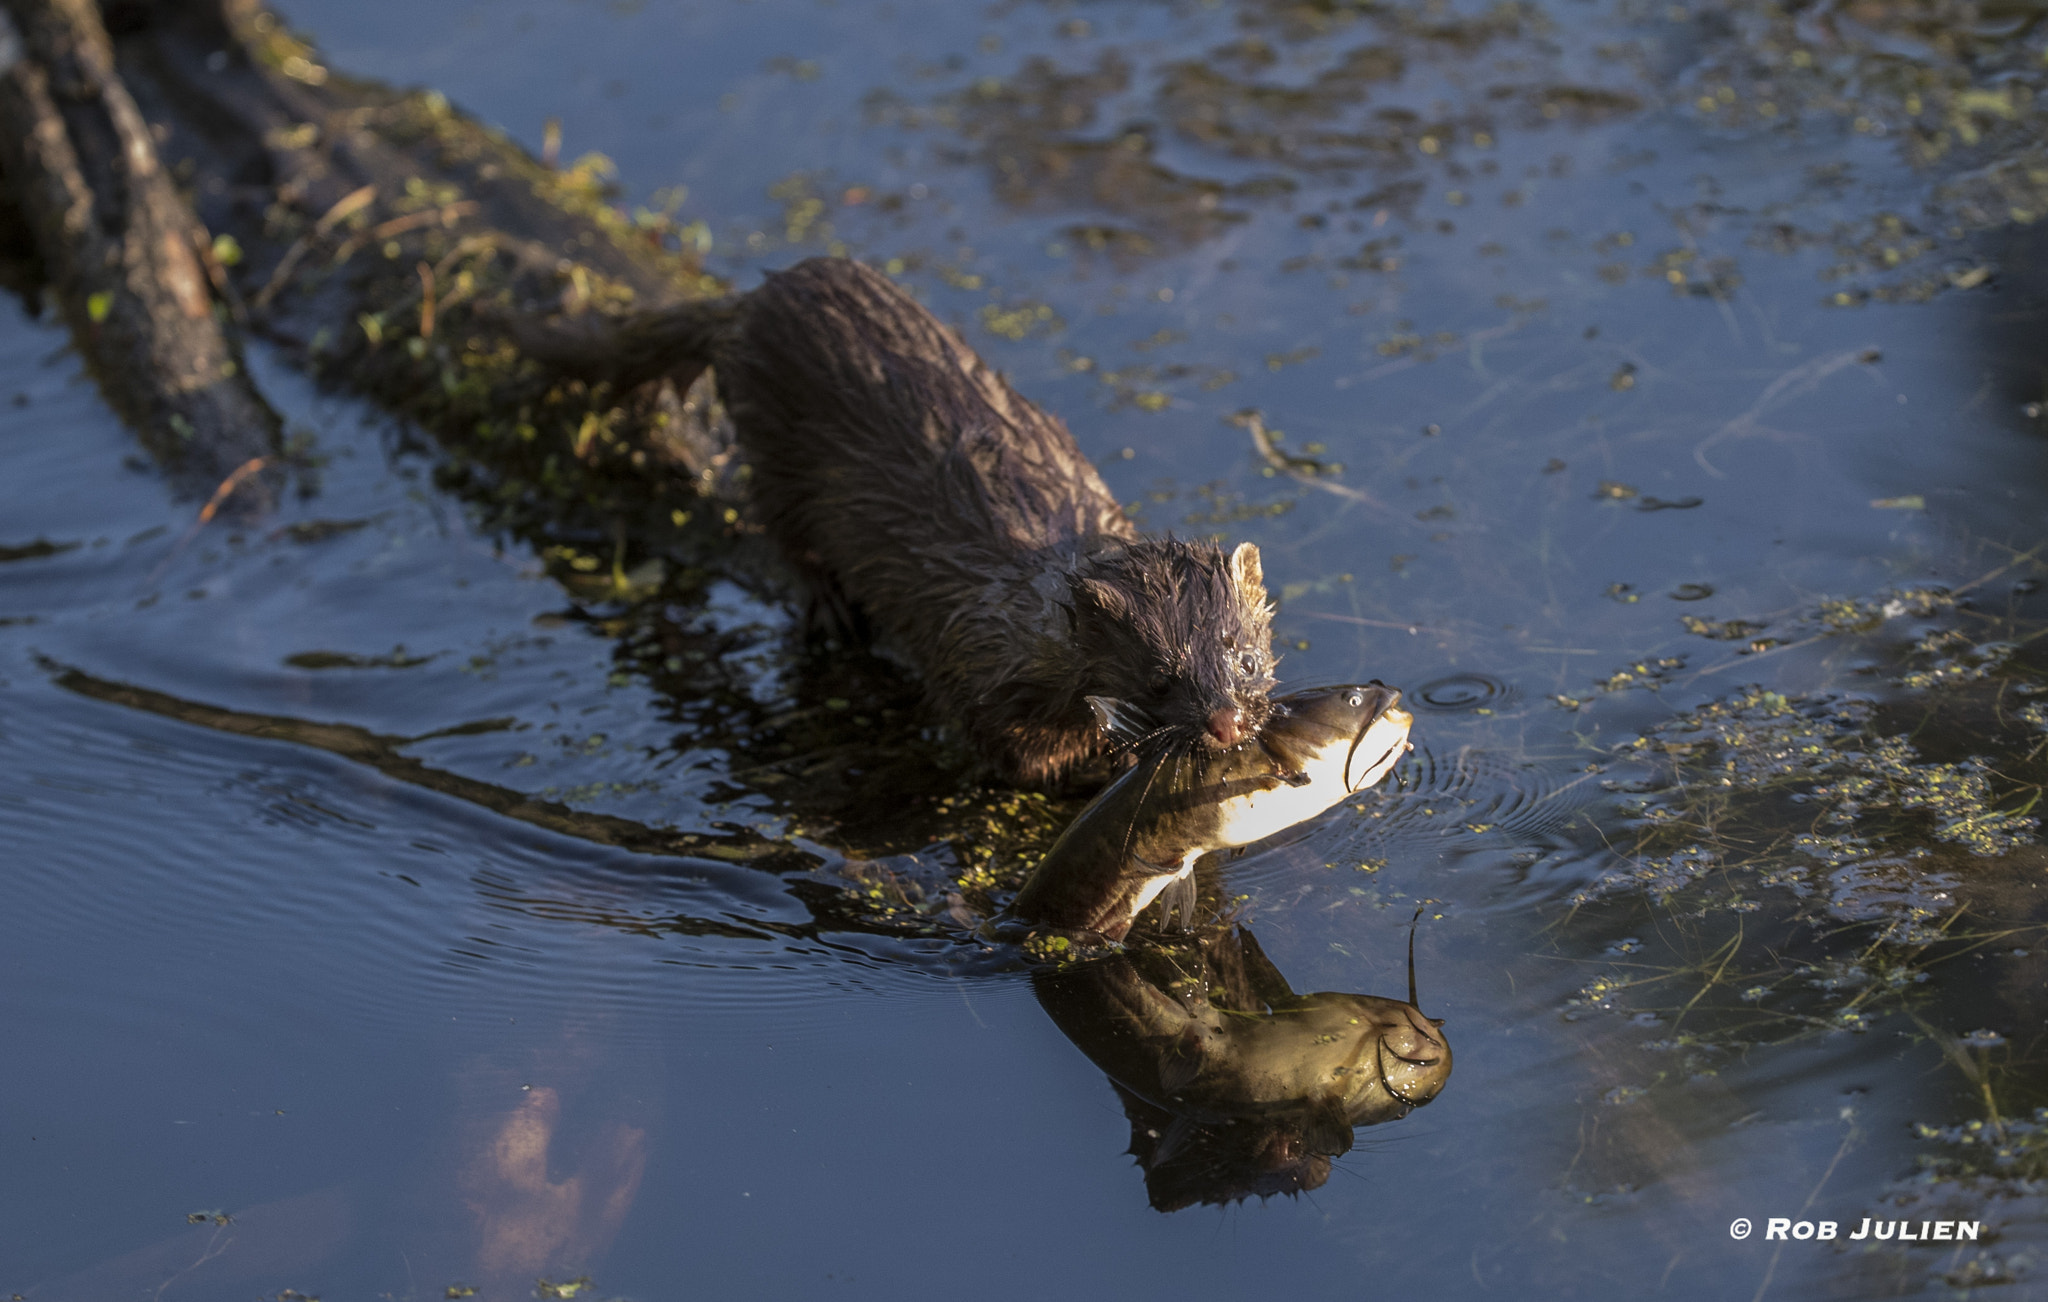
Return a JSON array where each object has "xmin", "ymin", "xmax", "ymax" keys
[{"xmin": 0, "ymin": 0, "xmax": 283, "ymax": 507}]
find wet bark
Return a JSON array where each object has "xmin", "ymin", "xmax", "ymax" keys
[
  {"xmin": 0, "ymin": 0, "xmax": 282, "ymax": 506},
  {"xmin": 110, "ymin": 0, "xmax": 735, "ymax": 555}
]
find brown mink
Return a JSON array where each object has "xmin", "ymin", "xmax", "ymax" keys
[{"xmin": 515, "ymin": 257, "xmax": 1277, "ymax": 786}]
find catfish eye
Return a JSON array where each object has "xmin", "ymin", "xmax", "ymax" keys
[{"xmin": 1346, "ymin": 691, "xmax": 1364, "ymax": 707}]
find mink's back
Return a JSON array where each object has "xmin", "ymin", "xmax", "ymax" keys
[
  {"xmin": 510, "ymin": 257, "xmax": 1275, "ymax": 782},
  {"xmin": 712, "ymin": 259, "xmax": 1135, "ymax": 591}
]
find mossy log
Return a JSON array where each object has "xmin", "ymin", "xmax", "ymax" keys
[{"xmin": 2, "ymin": 0, "xmax": 740, "ymax": 569}]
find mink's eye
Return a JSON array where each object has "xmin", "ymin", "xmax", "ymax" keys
[
  {"xmin": 1148, "ymin": 672, "xmax": 1172, "ymax": 699},
  {"xmin": 1237, "ymin": 652, "xmax": 1261, "ymax": 677}
]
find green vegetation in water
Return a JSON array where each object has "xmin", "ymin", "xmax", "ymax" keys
[
  {"xmin": 1518, "ymin": 577, "xmax": 2048, "ymax": 1240},
  {"xmin": 1590, "ymin": 598, "xmax": 2046, "ymax": 924}
]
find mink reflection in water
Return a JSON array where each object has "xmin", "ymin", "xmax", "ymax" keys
[{"xmin": 1032, "ymin": 925, "xmax": 1451, "ymax": 1211}]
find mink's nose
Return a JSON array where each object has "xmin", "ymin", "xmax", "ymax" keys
[{"xmin": 1207, "ymin": 707, "xmax": 1244, "ymax": 746}]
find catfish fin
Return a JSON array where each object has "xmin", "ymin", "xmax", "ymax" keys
[
  {"xmin": 1300, "ymin": 1099, "xmax": 1360, "ymax": 1157},
  {"xmin": 1156, "ymin": 1025, "xmax": 1208, "ymax": 1094},
  {"xmin": 1231, "ymin": 927, "xmax": 1300, "ymax": 1005},
  {"xmin": 1156, "ymin": 870, "xmax": 1198, "ymax": 932}
]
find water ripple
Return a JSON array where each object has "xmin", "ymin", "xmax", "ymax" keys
[{"xmin": 1409, "ymin": 673, "xmax": 1518, "ymax": 713}]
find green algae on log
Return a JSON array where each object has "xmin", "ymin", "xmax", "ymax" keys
[{"xmin": 75, "ymin": 0, "xmax": 734, "ymax": 575}]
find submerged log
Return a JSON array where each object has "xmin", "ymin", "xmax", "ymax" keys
[{"xmin": 0, "ymin": 0, "xmax": 282, "ymax": 505}]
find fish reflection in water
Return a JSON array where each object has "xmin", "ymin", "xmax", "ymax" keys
[
  {"xmin": 1034, "ymin": 924, "xmax": 1451, "ymax": 1211},
  {"xmin": 1007, "ymin": 685, "xmax": 1414, "ymax": 942}
]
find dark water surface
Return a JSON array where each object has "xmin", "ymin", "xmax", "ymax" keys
[{"xmin": 6, "ymin": 0, "xmax": 2048, "ymax": 1298}]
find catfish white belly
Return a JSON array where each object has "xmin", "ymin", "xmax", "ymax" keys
[{"xmin": 1007, "ymin": 684, "xmax": 1413, "ymax": 941}]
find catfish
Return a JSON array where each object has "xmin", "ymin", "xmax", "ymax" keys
[{"xmin": 1007, "ymin": 684, "xmax": 1412, "ymax": 941}]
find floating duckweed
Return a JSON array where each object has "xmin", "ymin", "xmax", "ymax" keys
[
  {"xmin": 1792, "ymin": 832, "xmax": 1873, "ymax": 866},
  {"xmin": 1603, "ymin": 844, "xmax": 1718, "ymax": 900},
  {"xmin": 1807, "ymin": 743, "xmax": 2038, "ymax": 856},
  {"xmin": 1679, "ymin": 615, "xmax": 1767, "ymax": 641},
  {"xmin": 1023, "ymin": 932, "xmax": 1075, "ymax": 962},
  {"xmin": 1642, "ymin": 685, "xmax": 2039, "ymax": 857},
  {"xmin": 1915, "ymin": 1107, "xmax": 2048, "ymax": 1181},
  {"xmin": 1894, "ymin": 631, "xmax": 2015, "ymax": 690},
  {"xmin": 1811, "ymin": 587, "xmax": 1955, "ymax": 633},
  {"xmin": 978, "ymin": 300, "xmax": 1061, "ymax": 340},
  {"xmin": 1638, "ymin": 687, "xmax": 1858, "ymax": 782},
  {"xmin": 1594, "ymin": 657, "xmax": 1685, "ymax": 694}
]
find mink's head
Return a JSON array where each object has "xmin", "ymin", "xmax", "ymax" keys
[{"xmin": 1071, "ymin": 539, "xmax": 1277, "ymax": 754}]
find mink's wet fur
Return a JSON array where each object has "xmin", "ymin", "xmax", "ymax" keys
[{"xmin": 517, "ymin": 257, "xmax": 1277, "ymax": 786}]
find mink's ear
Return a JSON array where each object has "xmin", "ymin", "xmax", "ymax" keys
[
  {"xmin": 1228, "ymin": 542, "xmax": 1266, "ymax": 600},
  {"xmin": 1079, "ymin": 577, "xmax": 1132, "ymax": 620}
]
